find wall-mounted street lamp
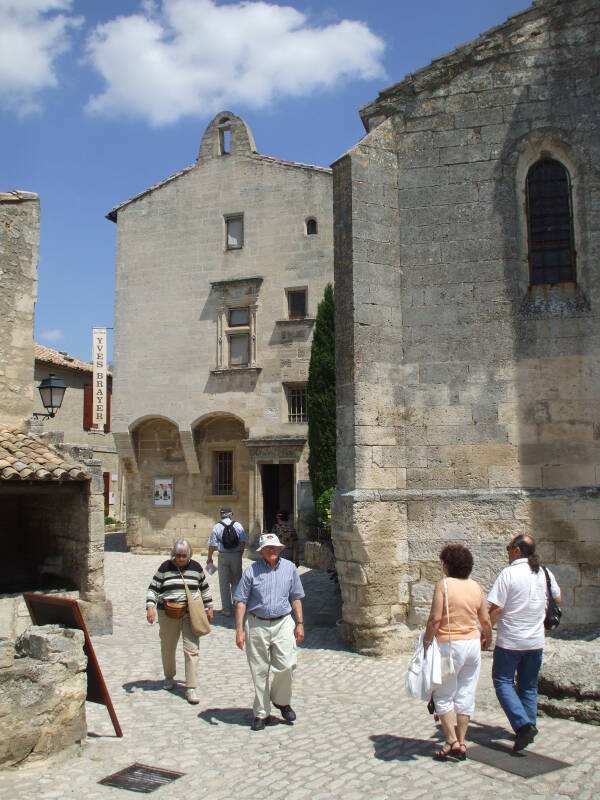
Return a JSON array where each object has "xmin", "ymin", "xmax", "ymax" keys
[{"xmin": 33, "ymin": 373, "xmax": 67, "ymax": 419}]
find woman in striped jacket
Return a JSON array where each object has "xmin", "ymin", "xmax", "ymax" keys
[{"xmin": 146, "ymin": 539, "xmax": 213, "ymax": 704}]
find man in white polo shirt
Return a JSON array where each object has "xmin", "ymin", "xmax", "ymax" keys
[{"xmin": 488, "ymin": 534, "xmax": 561, "ymax": 751}]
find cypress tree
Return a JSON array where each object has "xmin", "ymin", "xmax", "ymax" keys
[{"xmin": 307, "ymin": 283, "xmax": 336, "ymax": 512}]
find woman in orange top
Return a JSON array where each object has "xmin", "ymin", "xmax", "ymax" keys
[{"xmin": 423, "ymin": 544, "xmax": 492, "ymax": 761}]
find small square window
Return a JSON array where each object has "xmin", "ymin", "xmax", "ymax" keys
[
  {"xmin": 213, "ymin": 451, "xmax": 233, "ymax": 495},
  {"xmin": 286, "ymin": 384, "xmax": 308, "ymax": 423},
  {"xmin": 229, "ymin": 333, "xmax": 249, "ymax": 367},
  {"xmin": 287, "ymin": 289, "xmax": 307, "ymax": 320},
  {"xmin": 229, "ymin": 308, "xmax": 249, "ymax": 327},
  {"xmin": 226, "ymin": 215, "xmax": 244, "ymax": 249}
]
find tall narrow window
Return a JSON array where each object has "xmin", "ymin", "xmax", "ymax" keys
[
  {"xmin": 213, "ymin": 451, "xmax": 233, "ymax": 495},
  {"xmin": 306, "ymin": 217, "xmax": 318, "ymax": 235},
  {"xmin": 226, "ymin": 215, "xmax": 244, "ymax": 249},
  {"xmin": 526, "ymin": 158, "xmax": 576, "ymax": 285},
  {"xmin": 229, "ymin": 333, "xmax": 249, "ymax": 367},
  {"xmin": 287, "ymin": 288, "xmax": 307, "ymax": 320},
  {"xmin": 219, "ymin": 119, "xmax": 231, "ymax": 154},
  {"xmin": 286, "ymin": 384, "xmax": 308, "ymax": 423}
]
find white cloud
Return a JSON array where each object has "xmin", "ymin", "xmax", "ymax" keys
[
  {"xmin": 0, "ymin": 0, "xmax": 81, "ymax": 114},
  {"xmin": 40, "ymin": 328, "xmax": 63, "ymax": 343},
  {"xmin": 85, "ymin": 0, "xmax": 385, "ymax": 126}
]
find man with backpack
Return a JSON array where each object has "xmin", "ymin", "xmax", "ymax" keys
[{"xmin": 206, "ymin": 507, "xmax": 247, "ymax": 616}]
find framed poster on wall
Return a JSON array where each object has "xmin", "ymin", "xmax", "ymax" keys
[{"xmin": 152, "ymin": 477, "xmax": 174, "ymax": 507}]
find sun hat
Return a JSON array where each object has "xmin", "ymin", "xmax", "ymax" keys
[{"xmin": 257, "ymin": 532, "xmax": 284, "ymax": 551}]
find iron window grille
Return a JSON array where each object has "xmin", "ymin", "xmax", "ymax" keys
[
  {"xmin": 213, "ymin": 451, "xmax": 233, "ymax": 495},
  {"xmin": 526, "ymin": 158, "xmax": 576, "ymax": 286},
  {"xmin": 287, "ymin": 385, "xmax": 308, "ymax": 423}
]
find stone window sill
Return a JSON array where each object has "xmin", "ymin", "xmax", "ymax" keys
[
  {"xmin": 205, "ymin": 494, "xmax": 239, "ymax": 502},
  {"xmin": 210, "ymin": 366, "xmax": 262, "ymax": 376},
  {"xmin": 275, "ymin": 317, "xmax": 316, "ymax": 326}
]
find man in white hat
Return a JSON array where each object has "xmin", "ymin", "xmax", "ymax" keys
[{"xmin": 233, "ymin": 532, "xmax": 305, "ymax": 731}]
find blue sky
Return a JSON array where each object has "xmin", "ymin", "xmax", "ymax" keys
[{"xmin": 2, "ymin": 0, "xmax": 531, "ymax": 363}]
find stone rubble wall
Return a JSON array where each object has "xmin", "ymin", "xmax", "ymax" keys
[
  {"xmin": 0, "ymin": 625, "xmax": 87, "ymax": 767},
  {"xmin": 332, "ymin": 0, "xmax": 600, "ymax": 654}
]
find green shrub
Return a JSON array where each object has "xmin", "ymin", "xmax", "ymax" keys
[
  {"xmin": 308, "ymin": 284, "xmax": 336, "ymax": 509},
  {"xmin": 104, "ymin": 516, "xmax": 118, "ymax": 526},
  {"xmin": 316, "ymin": 487, "xmax": 335, "ymax": 524}
]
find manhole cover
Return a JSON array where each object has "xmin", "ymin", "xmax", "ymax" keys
[
  {"xmin": 467, "ymin": 743, "xmax": 570, "ymax": 778},
  {"xmin": 99, "ymin": 763, "xmax": 185, "ymax": 793}
]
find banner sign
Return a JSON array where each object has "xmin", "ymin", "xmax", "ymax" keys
[{"xmin": 92, "ymin": 327, "xmax": 107, "ymax": 429}]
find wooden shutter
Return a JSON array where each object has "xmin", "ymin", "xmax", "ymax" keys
[
  {"xmin": 103, "ymin": 471, "xmax": 110, "ymax": 516},
  {"xmin": 83, "ymin": 384, "xmax": 93, "ymax": 430},
  {"xmin": 104, "ymin": 384, "xmax": 111, "ymax": 433}
]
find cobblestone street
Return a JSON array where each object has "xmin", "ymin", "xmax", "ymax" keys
[{"xmin": 2, "ymin": 550, "xmax": 600, "ymax": 800}]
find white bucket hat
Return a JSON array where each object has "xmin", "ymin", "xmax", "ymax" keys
[{"xmin": 257, "ymin": 532, "xmax": 284, "ymax": 551}]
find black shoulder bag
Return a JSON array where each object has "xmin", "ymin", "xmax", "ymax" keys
[{"xmin": 542, "ymin": 566, "xmax": 562, "ymax": 630}]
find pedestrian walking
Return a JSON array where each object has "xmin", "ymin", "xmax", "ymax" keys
[
  {"xmin": 146, "ymin": 538, "xmax": 213, "ymax": 704},
  {"xmin": 233, "ymin": 532, "xmax": 305, "ymax": 730},
  {"xmin": 423, "ymin": 544, "xmax": 492, "ymax": 760},
  {"xmin": 206, "ymin": 507, "xmax": 247, "ymax": 616},
  {"xmin": 488, "ymin": 534, "xmax": 562, "ymax": 751}
]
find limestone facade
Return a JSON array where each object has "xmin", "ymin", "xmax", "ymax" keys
[
  {"xmin": 0, "ymin": 192, "xmax": 39, "ymax": 426},
  {"xmin": 332, "ymin": 0, "xmax": 600, "ymax": 653},
  {"xmin": 109, "ymin": 112, "xmax": 332, "ymax": 552},
  {"xmin": 33, "ymin": 345, "xmax": 123, "ymax": 520}
]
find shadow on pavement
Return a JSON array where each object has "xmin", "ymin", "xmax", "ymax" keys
[
  {"xmin": 467, "ymin": 720, "xmax": 515, "ymax": 747},
  {"xmin": 105, "ymin": 531, "xmax": 127, "ymax": 552},
  {"xmin": 122, "ymin": 679, "xmax": 167, "ymax": 693},
  {"xmin": 198, "ymin": 707, "xmax": 255, "ymax": 727},
  {"xmin": 370, "ymin": 734, "xmax": 440, "ymax": 762}
]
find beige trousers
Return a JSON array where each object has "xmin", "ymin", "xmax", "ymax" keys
[
  {"xmin": 217, "ymin": 550, "xmax": 243, "ymax": 614},
  {"xmin": 157, "ymin": 609, "xmax": 199, "ymax": 688},
  {"xmin": 245, "ymin": 614, "xmax": 296, "ymax": 719}
]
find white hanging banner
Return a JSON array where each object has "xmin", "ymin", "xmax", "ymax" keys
[{"xmin": 92, "ymin": 327, "xmax": 107, "ymax": 429}]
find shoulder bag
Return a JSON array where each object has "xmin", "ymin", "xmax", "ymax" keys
[
  {"xmin": 178, "ymin": 569, "xmax": 211, "ymax": 637},
  {"xmin": 440, "ymin": 577, "xmax": 456, "ymax": 677},
  {"xmin": 542, "ymin": 566, "xmax": 562, "ymax": 629}
]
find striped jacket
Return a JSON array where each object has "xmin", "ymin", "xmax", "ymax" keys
[{"xmin": 146, "ymin": 559, "xmax": 213, "ymax": 609}]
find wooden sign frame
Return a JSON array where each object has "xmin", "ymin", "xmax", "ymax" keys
[{"xmin": 23, "ymin": 593, "xmax": 123, "ymax": 737}]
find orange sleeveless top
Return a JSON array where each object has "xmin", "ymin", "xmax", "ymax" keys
[{"xmin": 436, "ymin": 577, "xmax": 483, "ymax": 642}]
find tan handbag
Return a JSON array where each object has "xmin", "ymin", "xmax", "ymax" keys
[{"xmin": 179, "ymin": 570, "xmax": 211, "ymax": 637}]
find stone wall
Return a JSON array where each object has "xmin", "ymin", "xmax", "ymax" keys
[
  {"xmin": 0, "ymin": 192, "xmax": 39, "ymax": 426},
  {"xmin": 0, "ymin": 626, "xmax": 87, "ymax": 766},
  {"xmin": 332, "ymin": 0, "xmax": 600, "ymax": 653},
  {"xmin": 110, "ymin": 112, "xmax": 332, "ymax": 551}
]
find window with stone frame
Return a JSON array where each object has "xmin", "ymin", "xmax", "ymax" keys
[
  {"xmin": 228, "ymin": 332, "xmax": 249, "ymax": 367},
  {"xmin": 226, "ymin": 215, "xmax": 244, "ymax": 249},
  {"xmin": 213, "ymin": 451, "xmax": 233, "ymax": 495},
  {"xmin": 287, "ymin": 288, "xmax": 307, "ymax": 320},
  {"xmin": 286, "ymin": 383, "xmax": 308, "ymax": 423},
  {"xmin": 526, "ymin": 158, "xmax": 576, "ymax": 286},
  {"xmin": 306, "ymin": 217, "xmax": 318, "ymax": 235}
]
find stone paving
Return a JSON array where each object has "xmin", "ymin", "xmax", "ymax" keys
[{"xmin": 2, "ymin": 550, "xmax": 600, "ymax": 800}]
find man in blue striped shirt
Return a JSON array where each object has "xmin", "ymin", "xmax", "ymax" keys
[{"xmin": 233, "ymin": 532, "xmax": 305, "ymax": 731}]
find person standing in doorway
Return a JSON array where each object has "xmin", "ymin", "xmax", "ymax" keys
[
  {"xmin": 271, "ymin": 510, "xmax": 299, "ymax": 567},
  {"xmin": 488, "ymin": 534, "xmax": 561, "ymax": 751},
  {"xmin": 206, "ymin": 507, "xmax": 247, "ymax": 616}
]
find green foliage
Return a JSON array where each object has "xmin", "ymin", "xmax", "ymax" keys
[
  {"xmin": 104, "ymin": 516, "xmax": 118, "ymax": 526},
  {"xmin": 316, "ymin": 487, "xmax": 335, "ymax": 524},
  {"xmin": 308, "ymin": 283, "xmax": 336, "ymax": 509}
]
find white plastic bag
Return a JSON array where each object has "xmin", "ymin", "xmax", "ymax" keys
[{"xmin": 405, "ymin": 634, "xmax": 443, "ymax": 701}]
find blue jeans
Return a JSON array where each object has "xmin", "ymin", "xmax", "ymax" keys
[{"xmin": 492, "ymin": 646, "xmax": 543, "ymax": 733}]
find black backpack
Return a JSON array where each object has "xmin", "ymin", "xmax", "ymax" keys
[
  {"xmin": 220, "ymin": 522, "xmax": 239, "ymax": 550},
  {"xmin": 542, "ymin": 566, "xmax": 562, "ymax": 629}
]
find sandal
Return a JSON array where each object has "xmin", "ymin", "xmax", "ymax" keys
[
  {"xmin": 452, "ymin": 742, "xmax": 466, "ymax": 761},
  {"xmin": 433, "ymin": 742, "xmax": 456, "ymax": 761}
]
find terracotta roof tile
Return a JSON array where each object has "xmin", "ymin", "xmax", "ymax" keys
[
  {"xmin": 34, "ymin": 343, "xmax": 112, "ymax": 377},
  {"xmin": 0, "ymin": 427, "xmax": 89, "ymax": 482}
]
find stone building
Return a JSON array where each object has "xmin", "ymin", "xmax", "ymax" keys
[
  {"xmin": 34, "ymin": 344, "xmax": 123, "ymax": 520},
  {"xmin": 0, "ymin": 190, "xmax": 112, "ymax": 639},
  {"xmin": 108, "ymin": 112, "xmax": 332, "ymax": 552},
  {"xmin": 332, "ymin": 0, "xmax": 599, "ymax": 653}
]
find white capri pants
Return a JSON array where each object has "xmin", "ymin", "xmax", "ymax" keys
[{"xmin": 433, "ymin": 638, "xmax": 481, "ymax": 716}]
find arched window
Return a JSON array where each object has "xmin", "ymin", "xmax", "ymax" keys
[
  {"xmin": 526, "ymin": 158, "xmax": 576, "ymax": 285},
  {"xmin": 306, "ymin": 217, "xmax": 318, "ymax": 235}
]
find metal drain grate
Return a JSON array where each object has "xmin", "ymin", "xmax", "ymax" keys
[
  {"xmin": 467, "ymin": 743, "xmax": 571, "ymax": 778},
  {"xmin": 99, "ymin": 763, "xmax": 185, "ymax": 793}
]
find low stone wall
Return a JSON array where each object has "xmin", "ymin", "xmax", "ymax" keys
[
  {"xmin": 304, "ymin": 541, "xmax": 335, "ymax": 572},
  {"xmin": 0, "ymin": 590, "xmax": 79, "ymax": 641},
  {"xmin": 0, "ymin": 625, "xmax": 87, "ymax": 766},
  {"xmin": 538, "ymin": 628, "xmax": 600, "ymax": 725}
]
